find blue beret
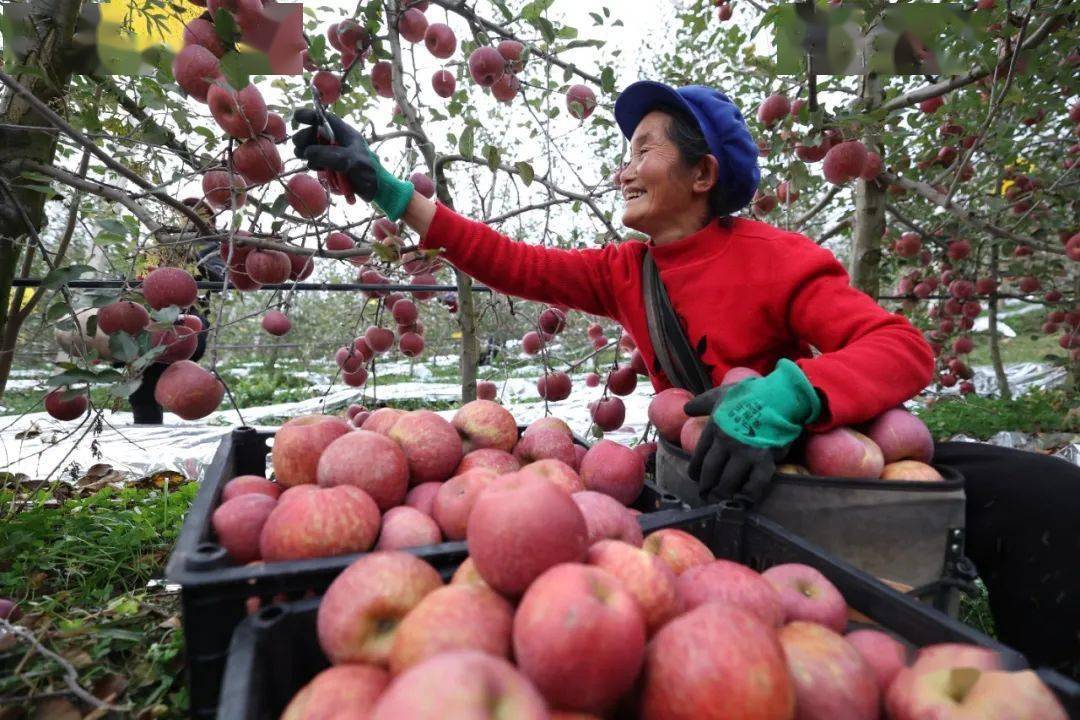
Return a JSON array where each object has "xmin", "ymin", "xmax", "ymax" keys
[{"xmin": 614, "ymin": 81, "xmax": 760, "ymax": 216}]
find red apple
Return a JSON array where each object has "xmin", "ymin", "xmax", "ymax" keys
[
  {"xmin": 207, "ymin": 81, "xmax": 268, "ymax": 138},
  {"xmin": 578, "ymin": 439, "xmax": 645, "ymax": 506},
  {"xmin": 431, "ymin": 69, "xmax": 456, "ymax": 98},
  {"xmin": 259, "ymin": 485, "xmax": 380, "ymax": 561},
  {"xmin": 648, "ymin": 388, "xmax": 694, "ymax": 442},
  {"xmin": 96, "ymin": 300, "xmax": 151, "ymax": 336},
  {"xmin": 369, "ymin": 651, "xmax": 548, "ymax": 720},
  {"xmin": 286, "ymin": 173, "xmax": 329, "ymax": 218},
  {"xmin": 423, "ymin": 22, "xmax": 456, "ymax": 58},
  {"xmin": 212, "ymin": 493, "xmax": 276, "ymax": 563},
  {"xmin": 642, "ymin": 527, "xmax": 714, "ymax": 575},
  {"xmin": 566, "ymin": 84, "xmax": 597, "ymax": 120},
  {"xmin": 388, "ymin": 584, "xmax": 513, "ymax": 675},
  {"xmin": 880, "ymin": 460, "xmax": 944, "ymax": 481},
  {"xmin": 452, "ymin": 399, "xmax": 518, "ymax": 453},
  {"xmin": 587, "ymin": 539, "xmax": 679, "ymax": 635},
  {"xmin": 513, "ymin": 427, "xmax": 576, "ymax": 466},
  {"xmin": 317, "ymin": 429, "xmax": 409, "ymax": 511},
  {"xmin": 234, "ymin": 136, "xmax": 283, "ymax": 185},
  {"xmin": 467, "ymin": 46, "xmax": 504, "ymax": 87},
  {"xmin": 142, "ymin": 267, "xmax": 198, "ymax": 310},
  {"xmin": 44, "ymin": 388, "xmax": 88, "ymax": 421},
  {"xmin": 432, "ymin": 468, "xmax": 497, "ymax": 540},
  {"xmin": 572, "ymin": 490, "xmax": 644, "ymax": 546},
  {"xmin": 779, "ymin": 621, "xmax": 880, "ymax": 720},
  {"xmin": 388, "ymin": 410, "xmax": 463, "ymax": 484},
  {"xmin": 281, "ymin": 664, "xmax": 389, "ymax": 720},
  {"xmin": 845, "ymin": 628, "xmax": 909, "ymax": 693},
  {"xmin": 679, "ymin": 416, "xmax": 709, "ymax": 453},
  {"xmin": 154, "ymin": 360, "xmax": 224, "ymax": 420},
  {"xmin": 762, "ymin": 562, "xmax": 848, "ymax": 632},
  {"xmin": 261, "ymin": 310, "xmax": 291, "ymax": 336},
  {"xmin": 318, "ymin": 551, "xmax": 442, "ymax": 666},
  {"xmin": 804, "ymin": 427, "xmax": 885, "ymax": 478},
  {"xmin": 375, "ymin": 506, "xmax": 441, "ymax": 550},
  {"xmin": 221, "ymin": 475, "xmax": 280, "ymax": 502},
  {"xmin": 466, "ymin": 472, "xmax": 588, "ymax": 596},
  {"xmin": 641, "ymin": 602, "xmax": 795, "ymax": 720},
  {"xmin": 172, "ymin": 44, "xmax": 222, "ymax": 102},
  {"xmin": 361, "ymin": 407, "xmax": 405, "ymax": 436},
  {"xmin": 271, "ymin": 414, "xmax": 351, "ymax": 487},
  {"xmin": 404, "ymin": 481, "xmax": 441, "ymax": 516},
  {"xmin": 865, "ymin": 408, "xmax": 934, "ymax": 464},
  {"xmin": 677, "ymin": 559, "xmax": 785, "ymax": 627},
  {"xmin": 455, "ymin": 448, "xmax": 520, "ymax": 476},
  {"xmin": 520, "ymin": 458, "xmax": 583, "ymax": 495},
  {"xmin": 513, "ymin": 563, "xmax": 646, "ymax": 713}
]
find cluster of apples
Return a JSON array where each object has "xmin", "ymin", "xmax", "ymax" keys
[
  {"xmin": 276, "ymin": 502, "xmax": 1065, "ymax": 718},
  {"xmin": 45, "ymin": 267, "xmax": 225, "ymax": 422},
  {"xmin": 647, "ymin": 366, "xmax": 944, "ymax": 482},
  {"xmin": 210, "ymin": 402, "xmax": 658, "ymax": 569},
  {"xmin": 349, "ymin": 0, "xmax": 595, "ymax": 117}
]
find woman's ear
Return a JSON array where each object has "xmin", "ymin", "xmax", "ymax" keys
[{"xmin": 692, "ymin": 154, "xmax": 720, "ymax": 194}]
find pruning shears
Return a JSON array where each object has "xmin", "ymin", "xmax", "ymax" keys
[{"xmin": 310, "ymin": 80, "xmax": 357, "ymax": 204}]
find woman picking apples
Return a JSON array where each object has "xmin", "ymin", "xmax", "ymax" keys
[{"xmin": 291, "ymin": 81, "xmax": 1078, "ymax": 673}]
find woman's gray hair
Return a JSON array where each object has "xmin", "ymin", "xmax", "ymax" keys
[{"xmin": 656, "ymin": 103, "xmax": 730, "ymax": 221}]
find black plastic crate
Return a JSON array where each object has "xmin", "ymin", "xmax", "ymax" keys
[
  {"xmin": 218, "ymin": 502, "xmax": 1079, "ymax": 720},
  {"xmin": 166, "ymin": 426, "xmax": 685, "ymax": 718}
]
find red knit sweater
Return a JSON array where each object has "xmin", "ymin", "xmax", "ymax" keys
[{"xmin": 421, "ymin": 201, "xmax": 934, "ymax": 431}]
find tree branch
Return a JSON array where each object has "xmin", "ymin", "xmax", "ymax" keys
[
  {"xmin": 880, "ymin": 171, "xmax": 1064, "ymax": 254},
  {"xmin": 878, "ymin": 0, "xmax": 1067, "ymax": 113}
]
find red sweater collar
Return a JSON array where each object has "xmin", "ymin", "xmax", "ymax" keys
[{"xmin": 648, "ymin": 217, "xmax": 738, "ymax": 265}]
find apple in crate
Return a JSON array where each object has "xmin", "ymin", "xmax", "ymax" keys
[
  {"xmin": 271, "ymin": 414, "xmax": 350, "ymax": 487},
  {"xmin": 578, "ymin": 439, "xmax": 645, "ymax": 506},
  {"xmin": 779, "ymin": 621, "xmax": 880, "ymax": 720},
  {"xmin": 466, "ymin": 472, "xmax": 588, "ymax": 597},
  {"xmin": 451, "ymin": 399, "xmax": 518, "ymax": 453},
  {"xmin": 282, "ymin": 665, "xmax": 389, "ymax": 720},
  {"xmin": 375, "ymin": 506, "xmax": 441, "ymax": 550},
  {"xmin": 642, "ymin": 527, "xmax": 715, "ymax": 576},
  {"xmin": 571, "ymin": 491, "xmax": 643, "ymax": 546},
  {"xmin": 762, "ymin": 562, "xmax": 848, "ymax": 632},
  {"xmin": 865, "ymin": 407, "xmax": 934, "ymax": 464},
  {"xmin": 587, "ymin": 539, "xmax": 680, "ymax": 636},
  {"xmin": 388, "ymin": 584, "xmax": 514, "ymax": 675},
  {"xmin": 318, "ymin": 551, "xmax": 442, "ymax": 666},
  {"xmin": 520, "ymin": 458, "xmax": 584, "ymax": 494},
  {"xmin": 259, "ymin": 485, "xmax": 380, "ymax": 561},
  {"xmin": 677, "ymin": 559, "xmax": 785, "ymax": 627},
  {"xmin": 641, "ymin": 602, "xmax": 795, "ymax": 720},
  {"xmin": 880, "ymin": 460, "xmax": 943, "ymax": 481},
  {"xmin": 845, "ymin": 628, "xmax": 909, "ymax": 693},
  {"xmin": 370, "ymin": 651, "xmax": 548, "ymax": 720},
  {"xmin": 513, "ymin": 563, "xmax": 646, "ymax": 713}
]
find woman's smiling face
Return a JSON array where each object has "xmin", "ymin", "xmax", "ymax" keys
[{"xmin": 618, "ymin": 110, "xmax": 716, "ymax": 242}]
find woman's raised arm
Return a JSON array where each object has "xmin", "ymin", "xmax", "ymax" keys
[{"xmin": 406, "ymin": 194, "xmax": 621, "ymax": 319}]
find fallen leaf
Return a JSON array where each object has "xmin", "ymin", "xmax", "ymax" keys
[
  {"xmin": 15, "ymin": 422, "xmax": 41, "ymax": 440},
  {"xmin": 92, "ymin": 672, "xmax": 129, "ymax": 703}
]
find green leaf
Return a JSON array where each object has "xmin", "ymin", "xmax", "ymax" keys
[
  {"xmin": 556, "ymin": 26, "xmax": 578, "ymax": 39},
  {"xmin": 219, "ymin": 51, "xmax": 250, "ymax": 90},
  {"xmin": 589, "ymin": 12, "xmax": 603, "ymax": 24},
  {"xmin": 515, "ymin": 161, "xmax": 535, "ymax": 186},
  {"xmin": 48, "ymin": 367, "xmax": 124, "ymax": 388},
  {"xmin": 46, "ymin": 301, "xmax": 71, "ymax": 323},
  {"xmin": 106, "ymin": 378, "xmax": 143, "ymax": 400},
  {"xmin": 600, "ymin": 66, "xmax": 616, "ymax": 94},
  {"xmin": 42, "ymin": 264, "xmax": 95, "ymax": 290},
  {"xmin": 109, "ymin": 332, "xmax": 140, "ymax": 363},
  {"xmin": 536, "ymin": 17, "xmax": 556, "ymax": 43},
  {"xmin": 213, "ymin": 9, "xmax": 240, "ymax": 46},
  {"xmin": 483, "ymin": 144, "xmax": 500, "ymax": 172},
  {"xmin": 521, "ymin": 0, "xmax": 556, "ymax": 21},
  {"xmin": 492, "ymin": 0, "xmax": 513, "ymax": 20},
  {"xmin": 458, "ymin": 125, "xmax": 475, "ymax": 158}
]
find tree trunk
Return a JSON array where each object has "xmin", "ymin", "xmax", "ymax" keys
[
  {"xmin": 0, "ymin": 0, "xmax": 85, "ymax": 399},
  {"xmin": 987, "ymin": 243, "xmax": 1011, "ymax": 400},
  {"xmin": 850, "ymin": 73, "xmax": 885, "ymax": 296}
]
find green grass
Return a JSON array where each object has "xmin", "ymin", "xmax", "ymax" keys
[
  {"xmin": 0, "ymin": 484, "xmax": 197, "ymax": 717},
  {"xmin": 966, "ymin": 310, "xmax": 1066, "ymax": 367},
  {"xmin": 914, "ymin": 387, "xmax": 1078, "ymax": 441}
]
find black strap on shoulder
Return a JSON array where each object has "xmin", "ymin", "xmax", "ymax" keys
[{"xmin": 642, "ymin": 249, "xmax": 713, "ymax": 395}]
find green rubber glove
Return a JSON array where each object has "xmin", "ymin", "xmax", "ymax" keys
[
  {"xmin": 711, "ymin": 359, "xmax": 822, "ymax": 449},
  {"xmin": 291, "ymin": 108, "xmax": 415, "ymax": 221}
]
